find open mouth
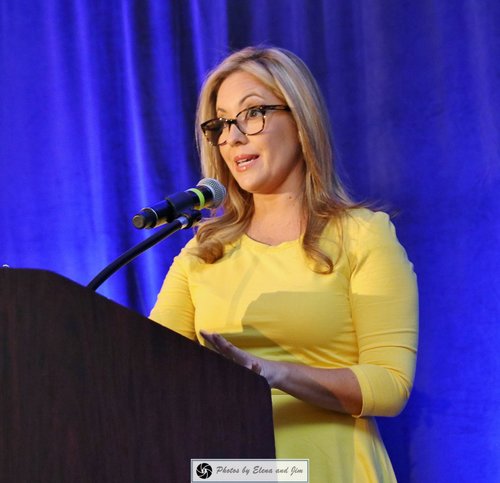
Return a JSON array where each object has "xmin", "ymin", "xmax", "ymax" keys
[{"xmin": 234, "ymin": 155, "xmax": 259, "ymax": 167}]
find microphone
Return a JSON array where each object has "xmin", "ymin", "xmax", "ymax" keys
[{"xmin": 132, "ymin": 178, "xmax": 226, "ymax": 229}]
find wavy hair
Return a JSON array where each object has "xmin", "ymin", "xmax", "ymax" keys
[{"xmin": 192, "ymin": 46, "xmax": 357, "ymax": 273}]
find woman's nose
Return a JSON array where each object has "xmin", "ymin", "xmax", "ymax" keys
[{"xmin": 225, "ymin": 123, "xmax": 248, "ymax": 145}]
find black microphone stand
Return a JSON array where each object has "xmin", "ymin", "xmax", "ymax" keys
[{"xmin": 87, "ymin": 210, "xmax": 202, "ymax": 291}]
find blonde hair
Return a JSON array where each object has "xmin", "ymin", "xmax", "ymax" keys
[{"xmin": 193, "ymin": 46, "xmax": 356, "ymax": 273}]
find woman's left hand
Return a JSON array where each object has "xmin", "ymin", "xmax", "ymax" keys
[{"xmin": 200, "ymin": 331, "xmax": 282, "ymax": 387}]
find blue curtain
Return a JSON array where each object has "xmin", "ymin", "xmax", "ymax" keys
[{"xmin": 1, "ymin": 1, "xmax": 499, "ymax": 481}]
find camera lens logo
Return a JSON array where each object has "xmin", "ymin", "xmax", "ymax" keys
[{"xmin": 196, "ymin": 463, "xmax": 213, "ymax": 479}]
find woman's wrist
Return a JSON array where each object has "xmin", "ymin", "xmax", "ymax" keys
[{"xmin": 267, "ymin": 361, "xmax": 290, "ymax": 388}]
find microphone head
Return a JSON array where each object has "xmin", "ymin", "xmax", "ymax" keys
[{"xmin": 198, "ymin": 178, "xmax": 226, "ymax": 208}]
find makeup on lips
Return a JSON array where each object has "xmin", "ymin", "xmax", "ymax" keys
[{"xmin": 233, "ymin": 154, "xmax": 259, "ymax": 171}]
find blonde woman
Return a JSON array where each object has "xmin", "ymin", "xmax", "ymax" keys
[{"xmin": 150, "ymin": 46, "xmax": 418, "ymax": 482}]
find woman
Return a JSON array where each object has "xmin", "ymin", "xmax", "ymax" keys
[{"xmin": 150, "ymin": 46, "xmax": 418, "ymax": 482}]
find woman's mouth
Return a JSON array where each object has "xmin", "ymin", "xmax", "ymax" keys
[{"xmin": 234, "ymin": 154, "xmax": 259, "ymax": 170}]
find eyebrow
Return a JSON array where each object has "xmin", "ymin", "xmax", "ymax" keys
[{"xmin": 216, "ymin": 93, "xmax": 265, "ymax": 116}]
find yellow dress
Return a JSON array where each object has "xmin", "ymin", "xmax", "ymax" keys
[{"xmin": 150, "ymin": 209, "xmax": 418, "ymax": 482}]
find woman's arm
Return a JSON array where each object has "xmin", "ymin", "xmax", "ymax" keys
[
  {"xmin": 149, "ymin": 240, "xmax": 197, "ymax": 340},
  {"xmin": 202, "ymin": 331, "xmax": 362, "ymax": 415}
]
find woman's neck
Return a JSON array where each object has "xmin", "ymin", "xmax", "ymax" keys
[{"xmin": 246, "ymin": 192, "xmax": 306, "ymax": 245}]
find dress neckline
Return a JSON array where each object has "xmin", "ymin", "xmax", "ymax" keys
[{"xmin": 241, "ymin": 233, "xmax": 302, "ymax": 251}]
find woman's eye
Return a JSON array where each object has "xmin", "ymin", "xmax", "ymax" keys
[{"xmin": 246, "ymin": 108, "xmax": 262, "ymax": 119}]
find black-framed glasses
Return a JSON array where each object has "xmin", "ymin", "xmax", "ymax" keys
[{"xmin": 200, "ymin": 105, "xmax": 291, "ymax": 146}]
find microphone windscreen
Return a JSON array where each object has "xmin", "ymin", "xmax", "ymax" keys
[{"xmin": 198, "ymin": 178, "xmax": 226, "ymax": 208}]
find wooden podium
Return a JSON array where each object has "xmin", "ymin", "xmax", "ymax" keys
[{"xmin": 0, "ymin": 269, "xmax": 275, "ymax": 482}]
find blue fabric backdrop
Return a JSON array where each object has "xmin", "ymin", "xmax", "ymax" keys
[{"xmin": 1, "ymin": 1, "xmax": 499, "ymax": 481}]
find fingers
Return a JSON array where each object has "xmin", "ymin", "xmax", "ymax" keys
[
  {"xmin": 199, "ymin": 331, "xmax": 276, "ymax": 387},
  {"xmin": 200, "ymin": 331, "xmax": 257, "ymax": 369},
  {"xmin": 251, "ymin": 361, "xmax": 262, "ymax": 375},
  {"xmin": 200, "ymin": 331, "xmax": 233, "ymax": 355},
  {"xmin": 200, "ymin": 331, "xmax": 234, "ymax": 357}
]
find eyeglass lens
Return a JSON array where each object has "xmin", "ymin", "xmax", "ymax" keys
[{"xmin": 205, "ymin": 108, "xmax": 265, "ymax": 146}]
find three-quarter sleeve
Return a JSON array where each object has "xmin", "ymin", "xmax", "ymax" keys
[
  {"xmin": 346, "ymin": 211, "xmax": 418, "ymax": 417},
  {"xmin": 149, "ymin": 241, "xmax": 197, "ymax": 341}
]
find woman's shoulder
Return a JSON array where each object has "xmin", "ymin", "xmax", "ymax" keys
[
  {"xmin": 322, "ymin": 208, "xmax": 398, "ymax": 253},
  {"xmin": 322, "ymin": 207, "xmax": 390, "ymax": 234},
  {"xmin": 174, "ymin": 232, "xmax": 240, "ymax": 266},
  {"xmin": 171, "ymin": 235, "xmax": 200, "ymax": 264},
  {"xmin": 341, "ymin": 207, "xmax": 393, "ymax": 233},
  {"xmin": 344, "ymin": 206, "xmax": 389, "ymax": 223},
  {"xmin": 337, "ymin": 208, "xmax": 409, "ymax": 263}
]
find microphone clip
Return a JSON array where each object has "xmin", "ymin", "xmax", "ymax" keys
[{"xmin": 175, "ymin": 209, "xmax": 203, "ymax": 229}]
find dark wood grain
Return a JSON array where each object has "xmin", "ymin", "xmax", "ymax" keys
[{"xmin": 0, "ymin": 268, "xmax": 275, "ymax": 482}]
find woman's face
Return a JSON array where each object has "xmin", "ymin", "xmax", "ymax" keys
[{"xmin": 215, "ymin": 71, "xmax": 304, "ymax": 196}]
